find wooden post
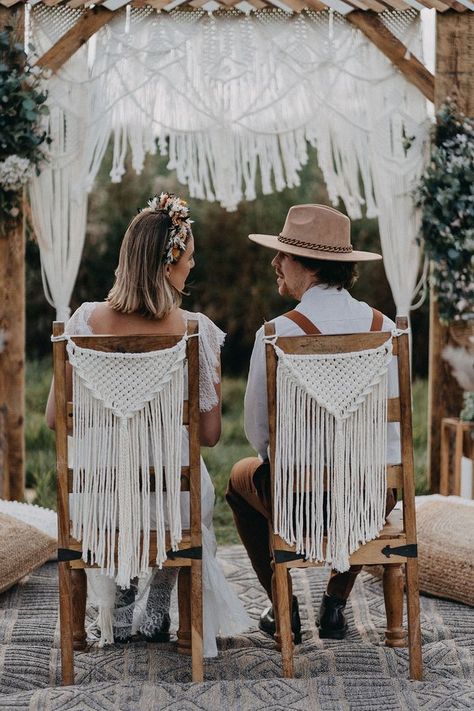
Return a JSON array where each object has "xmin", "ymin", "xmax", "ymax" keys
[
  {"xmin": 0, "ymin": 5, "xmax": 25, "ymax": 501},
  {"xmin": 428, "ymin": 11, "xmax": 474, "ymax": 491}
]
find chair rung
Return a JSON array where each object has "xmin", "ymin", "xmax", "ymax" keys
[
  {"xmin": 67, "ymin": 530, "xmax": 198, "ymax": 569},
  {"xmin": 67, "ymin": 467, "xmax": 190, "ymax": 492}
]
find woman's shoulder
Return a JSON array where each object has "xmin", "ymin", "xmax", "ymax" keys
[
  {"xmin": 64, "ymin": 302, "xmax": 100, "ymax": 335},
  {"xmin": 181, "ymin": 310, "xmax": 226, "ymax": 350}
]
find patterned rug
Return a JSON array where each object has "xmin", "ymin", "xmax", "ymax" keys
[{"xmin": 0, "ymin": 546, "xmax": 473, "ymax": 710}]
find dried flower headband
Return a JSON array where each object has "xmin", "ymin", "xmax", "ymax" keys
[{"xmin": 146, "ymin": 192, "xmax": 193, "ymax": 265}]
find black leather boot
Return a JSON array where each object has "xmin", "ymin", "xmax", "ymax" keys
[
  {"xmin": 316, "ymin": 593, "xmax": 348, "ymax": 639},
  {"xmin": 258, "ymin": 595, "xmax": 302, "ymax": 644}
]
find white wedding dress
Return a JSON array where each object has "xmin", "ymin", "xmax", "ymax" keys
[{"xmin": 64, "ymin": 302, "xmax": 251, "ymax": 657}]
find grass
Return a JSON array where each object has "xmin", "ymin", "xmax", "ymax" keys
[{"xmin": 26, "ymin": 359, "xmax": 430, "ymax": 544}]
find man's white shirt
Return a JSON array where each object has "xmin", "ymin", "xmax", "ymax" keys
[{"xmin": 244, "ymin": 284, "xmax": 401, "ymax": 464}]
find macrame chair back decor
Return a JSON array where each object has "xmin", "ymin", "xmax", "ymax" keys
[
  {"xmin": 266, "ymin": 326, "xmax": 394, "ymax": 572},
  {"xmin": 65, "ymin": 331, "xmax": 193, "ymax": 588}
]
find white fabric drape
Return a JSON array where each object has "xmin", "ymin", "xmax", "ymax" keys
[{"xmin": 28, "ymin": 7, "xmax": 430, "ymax": 318}]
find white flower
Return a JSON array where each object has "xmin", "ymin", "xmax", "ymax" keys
[{"xmin": 0, "ymin": 155, "xmax": 33, "ymax": 191}]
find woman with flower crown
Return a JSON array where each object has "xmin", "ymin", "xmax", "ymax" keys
[{"xmin": 46, "ymin": 192, "xmax": 251, "ymax": 656}]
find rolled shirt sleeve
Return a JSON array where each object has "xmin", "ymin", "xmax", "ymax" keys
[{"xmin": 244, "ymin": 326, "xmax": 269, "ymax": 459}]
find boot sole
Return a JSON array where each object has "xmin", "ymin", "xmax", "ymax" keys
[{"xmin": 318, "ymin": 625, "xmax": 348, "ymax": 640}]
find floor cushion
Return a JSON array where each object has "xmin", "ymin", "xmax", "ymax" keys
[{"xmin": 0, "ymin": 512, "xmax": 57, "ymax": 593}]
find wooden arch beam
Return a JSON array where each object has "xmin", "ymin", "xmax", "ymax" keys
[
  {"xmin": 35, "ymin": 7, "xmax": 114, "ymax": 72},
  {"xmin": 346, "ymin": 11, "xmax": 435, "ymax": 104}
]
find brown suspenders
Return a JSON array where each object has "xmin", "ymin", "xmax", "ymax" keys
[{"xmin": 283, "ymin": 307, "xmax": 384, "ymax": 334}]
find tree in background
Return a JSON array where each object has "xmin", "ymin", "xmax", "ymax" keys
[{"xmin": 26, "ymin": 145, "xmax": 429, "ymax": 377}]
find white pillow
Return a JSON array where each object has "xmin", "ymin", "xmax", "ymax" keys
[{"xmin": 0, "ymin": 499, "xmax": 57, "ymax": 539}]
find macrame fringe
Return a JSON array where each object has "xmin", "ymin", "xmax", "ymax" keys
[
  {"xmin": 69, "ymin": 341, "xmax": 186, "ymax": 588},
  {"xmin": 273, "ymin": 346, "xmax": 389, "ymax": 573}
]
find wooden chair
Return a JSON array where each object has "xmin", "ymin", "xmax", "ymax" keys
[
  {"xmin": 265, "ymin": 316, "xmax": 422, "ymax": 681},
  {"xmin": 52, "ymin": 319, "xmax": 203, "ymax": 685}
]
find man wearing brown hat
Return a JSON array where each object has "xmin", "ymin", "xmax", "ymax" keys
[{"xmin": 226, "ymin": 204, "xmax": 400, "ymax": 642}]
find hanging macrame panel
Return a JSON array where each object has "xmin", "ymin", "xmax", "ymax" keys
[
  {"xmin": 28, "ymin": 7, "xmax": 429, "ymax": 317},
  {"xmin": 67, "ymin": 337, "xmax": 187, "ymax": 588},
  {"xmin": 272, "ymin": 339, "xmax": 393, "ymax": 572}
]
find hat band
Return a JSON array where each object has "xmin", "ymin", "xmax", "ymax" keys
[{"xmin": 278, "ymin": 234, "xmax": 353, "ymax": 254}]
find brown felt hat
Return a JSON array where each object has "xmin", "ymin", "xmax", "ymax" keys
[{"xmin": 249, "ymin": 204, "xmax": 381, "ymax": 262}]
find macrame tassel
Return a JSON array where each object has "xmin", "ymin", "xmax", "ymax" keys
[{"xmin": 273, "ymin": 342, "xmax": 391, "ymax": 572}]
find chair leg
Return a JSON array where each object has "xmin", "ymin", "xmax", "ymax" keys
[
  {"xmin": 190, "ymin": 559, "xmax": 204, "ymax": 682},
  {"xmin": 405, "ymin": 559, "xmax": 423, "ymax": 680},
  {"xmin": 71, "ymin": 569, "xmax": 87, "ymax": 651},
  {"xmin": 273, "ymin": 563, "xmax": 294, "ymax": 678},
  {"xmin": 58, "ymin": 562, "xmax": 75, "ymax": 685},
  {"xmin": 383, "ymin": 564, "xmax": 406, "ymax": 648},
  {"xmin": 177, "ymin": 566, "xmax": 191, "ymax": 656}
]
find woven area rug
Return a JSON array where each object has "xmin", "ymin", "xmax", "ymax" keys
[{"xmin": 0, "ymin": 546, "xmax": 473, "ymax": 710}]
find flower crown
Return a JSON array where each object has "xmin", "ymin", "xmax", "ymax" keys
[{"xmin": 146, "ymin": 192, "xmax": 193, "ymax": 265}]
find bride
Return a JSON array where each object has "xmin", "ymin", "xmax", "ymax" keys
[{"xmin": 46, "ymin": 192, "xmax": 250, "ymax": 656}]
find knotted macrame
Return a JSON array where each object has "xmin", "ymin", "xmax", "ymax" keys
[
  {"xmin": 270, "ymin": 337, "xmax": 393, "ymax": 572},
  {"xmin": 67, "ymin": 336, "xmax": 187, "ymax": 588}
]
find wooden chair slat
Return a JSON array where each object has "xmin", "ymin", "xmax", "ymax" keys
[{"xmin": 275, "ymin": 331, "xmax": 396, "ymax": 355}]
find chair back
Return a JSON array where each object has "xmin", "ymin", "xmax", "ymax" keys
[
  {"xmin": 265, "ymin": 315, "xmax": 416, "ymax": 572},
  {"xmin": 52, "ymin": 320, "xmax": 201, "ymax": 587}
]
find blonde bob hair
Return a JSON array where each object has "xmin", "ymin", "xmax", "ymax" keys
[{"xmin": 107, "ymin": 209, "xmax": 187, "ymax": 319}]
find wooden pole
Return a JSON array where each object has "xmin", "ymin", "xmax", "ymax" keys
[
  {"xmin": 428, "ymin": 11, "xmax": 474, "ymax": 491},
  {"xmin": 346, "ymin": 11, "xmax": 435, "ymax": 103},
  {"xmin": 0, "ymin": 6, "xmax": 25, "ymax": 501}
]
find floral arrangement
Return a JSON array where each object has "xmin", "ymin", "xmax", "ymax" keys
[
  {"xmin": 415, "ymin": 100, "xmax": 474, "ymax": 324},
  {"xmin": 0, "ymin": 26, "xmax": 50, "ymax": 227},
  {"xmin": 147, "ymin": 192, "xmax": 193, "ymax": 264}
]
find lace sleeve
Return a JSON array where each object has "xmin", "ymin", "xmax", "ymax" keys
[
  {"xmin": 187, "ymin": 312, "xmax": 225, "ymax": 413},
  {"xmin": 63, "ymin": 303, "xmax": 96, "ymax": 336}
]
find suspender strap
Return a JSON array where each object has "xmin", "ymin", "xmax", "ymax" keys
[
  {"xmin": 283, "ymin": 310, "xmax": 322, "ymax": 335},
  {"xmin": 370, "ymin": 308, "xmax": 384, "ymax": 332},
  {"xmin": 284, "ymin": 307, "xmax": 384, "ymax": 335}
]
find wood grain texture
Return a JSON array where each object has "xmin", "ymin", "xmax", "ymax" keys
[
  {"xmin": 346, "ymin": 11, "xmax": 434, "ymax": 102},
  {"xmin": 0, "ymin": 5, "xmax": 25, "ymax": 501},
  {"xmin": 35, "ymin": 7, "xmax": 115, "ymax": 73},
  {"xmin": 53, "ymin": 322, "xmax": 75, "ymax": 684},
  {"xmin": 383, "ymin": 564, "xmax": 406, "ymax": 647}
]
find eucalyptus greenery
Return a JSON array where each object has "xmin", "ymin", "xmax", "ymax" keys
[
  {"xmin": 460, "ymin": 392, "xmax": 474, "ymax": 423},
  {"xmin": 416, "ymin": 100, "xmax": 474, "ymax": 324},
  {"xmin": 0, "ymin": 26, "xmax": 50, "ymax": 227}
]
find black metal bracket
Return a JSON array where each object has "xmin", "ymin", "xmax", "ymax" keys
[
  {"xmin": 382, "ymin": 543, "xmax": 417, "ymax": 559},
  {"xmin": 57, "ymin": 548, "xmax": 83, "ymax": 562},
  {"xmin": 166, "ymin": 546, "xmax": 202, "ymax": 561},
  {"xmin": 274, "ymin": 549, "xmax": 305, "ymax": 564}
]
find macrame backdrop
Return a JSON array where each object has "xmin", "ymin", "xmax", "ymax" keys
[
  {"xmin": 271, "ymin": 337, "xmax": 393, "ymax": 572},
  {"xmin": 28, "ymin": 7, "xmax": 429, "ymax": 319}
]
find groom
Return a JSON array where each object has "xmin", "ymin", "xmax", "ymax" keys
[{"xmin": 226, "ymin": 204, "xmax": 399, "ymax": 642}]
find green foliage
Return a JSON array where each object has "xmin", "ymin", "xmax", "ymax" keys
[
  {"xmin": 415, "ymin": 100, "xmax": 474, "ymax": 324},
  {"xmin": 0, "ymin": 27, "xmax": 50, "ymax": 225},
  {"xmin": 26, "ymin": 358, "xmax": 429, "ymax": 542},
  {"xmin": 460, "ymin": 392, "xmax": 474, "ymax": 422}
]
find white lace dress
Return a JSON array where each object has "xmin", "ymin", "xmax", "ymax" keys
[{"xmin": 64, "ymin": 302, "xmax": 251, "ymax": 657}]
